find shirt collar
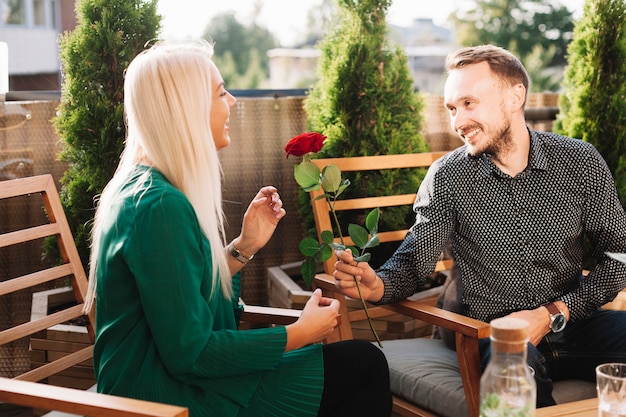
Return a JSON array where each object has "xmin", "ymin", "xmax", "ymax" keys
[{"xmin": 475, "ymin": 129, "xmax": 549, "ymax": 179}]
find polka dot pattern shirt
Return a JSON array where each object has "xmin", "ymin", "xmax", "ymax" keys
[{"xmin": 376, "ymin": 131, "xmax": 626, "ymax": 323}]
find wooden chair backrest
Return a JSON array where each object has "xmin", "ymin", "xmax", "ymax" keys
[
  {"xmin": 0, "ymin": 174, "xmax": 194, "ymax": 416},
  {"xmin": 309, "ymin": 151, "xmax": 453, "ymax": 275},
  {"xmin": 0, "ymin": 174, "xmax": 95, "ymax": 383}
]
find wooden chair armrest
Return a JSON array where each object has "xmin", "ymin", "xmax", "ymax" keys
[
  {"xmin": 240, "ymin": 304, "xmax": 301, "ymax": 325},
  {"xmin": 313, "ymin": 272, "xmax": 340, "ymax": 292},
  {"xmin": 0, "ymin": 377, "xmax": 188, "ymax": 417},
  {"xmin": 314, "ymin": 273, "xmax": 490, "ymax": 339},
  {"xmin": 390, "ymin": 300, "xmax": 490, "ymax": 339}
]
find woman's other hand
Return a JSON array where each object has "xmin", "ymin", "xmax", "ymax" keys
[{"xmin": 285, "ymin": 289, "xmax": 340, "ymax": 351}]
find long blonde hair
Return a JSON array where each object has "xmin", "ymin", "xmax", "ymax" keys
[{"xmin": 84, "ymin": 40, "xmax": 231, "ymax": 313}]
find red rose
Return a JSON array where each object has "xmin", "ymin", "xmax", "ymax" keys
[{"xmin": 284, "ymin": 132, "xmax": 326, "ymax": 158}]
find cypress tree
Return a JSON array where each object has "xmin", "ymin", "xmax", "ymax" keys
[
  {"xmin": 554, "ymin": 0, "xmax": 626, "ymax": 205},
  {"xmin": 302, "ymin": 0, "xmax": 428, "ymax": 267},
  {"xmin": 52, "ymin": 0, "xmax": 161, "ymax": 267}
]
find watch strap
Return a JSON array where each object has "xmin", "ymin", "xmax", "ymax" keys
[
  {"xmin": 543, "ymin": 302, "xmax": 560, "ymax": 316},
  {"xmin": 227, "ymin": 241, "xmax": 253, "ymax": 264}
]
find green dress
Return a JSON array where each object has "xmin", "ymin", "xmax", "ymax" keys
[{"xmin": 93, "ymin": 166, "xmax": 323, "ymax": 417}]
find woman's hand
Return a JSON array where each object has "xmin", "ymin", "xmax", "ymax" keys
[
  {"xmin": 285, "ymin": 289, "xmax": 340, "ymax": 351},
  {"xmin": 234, "ymin": 186, "xmax": 286, "ymax": 257},
  {"xmin": 334, "ymin": 249, "xmax": 385, "ymax": 302}
]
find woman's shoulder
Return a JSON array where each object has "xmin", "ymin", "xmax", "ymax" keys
[{"xmin": 115, "ymin": 166, "xmax": 194, "ymax": 222}]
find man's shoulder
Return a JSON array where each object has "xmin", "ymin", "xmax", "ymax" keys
[{"xmin": 533, "ymin": 131, "xmax": 595, "ymax": 153}]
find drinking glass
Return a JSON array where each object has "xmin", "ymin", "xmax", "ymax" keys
[{"xmin": 597, "ymin": 363, "xmax": 626, "ymax": 417}]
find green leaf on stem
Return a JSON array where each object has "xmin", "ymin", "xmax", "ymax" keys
[
  {"xmin": 321, "ymin": 164, "xmax": 342, "ymax": 193},
  {"xmin": 365, "ymin": 207, "xmax": 380, "ymax": 234},
  {"xmin": 299, "ymin": 237, "xmax": 321, "ymax": 256},
  {"xmin": 321, "ymin": 230, "xmax": 335, "ymax": 244},
  {"xmin": 362, "ymin": 234, "xmax": 380, "ymax": 250},
  {"xmin": 354, "ymin": 252, "xmax": 371, "ymax": 263},
  {"xmin": 348, "ymin": 223, "xmax": 369, "ymax": 247},
  {"xmin": 294, "ymin": 161, "xmax": 321, "ymax": 190},
  {"xmin": 335, "ymin": 179, "xmax": 350, "ymax": 199},
  {"xmin": 315, "ymin": 243, "xmax": 333, "ymax": 262}
]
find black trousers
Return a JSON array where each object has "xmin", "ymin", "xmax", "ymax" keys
[{"xmin": 317, "ymin": 340, "xmax": 392, "ymax": 417}]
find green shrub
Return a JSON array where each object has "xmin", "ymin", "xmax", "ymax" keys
[
  {"xmin": 302, "ymin": 0, "xmax": 429, "ymax": 267},
  {"xmin": 554, "ymin": 0, "xmax": 626, "ymax": 206}
]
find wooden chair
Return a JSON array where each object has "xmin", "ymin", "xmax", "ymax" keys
[
  {"xmin": 0, "ymin": 174, "xmax": 299, "ymax": 416},
  {"xmin": 308, "ymin": 152, "xmax": 597, "ymax": 417}
]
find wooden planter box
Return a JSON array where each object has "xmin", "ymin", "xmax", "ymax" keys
[
  {"xmin": 267, "ymin": 262, "xmax": 436, "ymax": 341},
  {"xmin": 30, "ymin": 287, "xmax": 95, "ymax": 390},
  {"xmin": 267, "ymin": 261, "xmax": 314, "ymax": 310}
]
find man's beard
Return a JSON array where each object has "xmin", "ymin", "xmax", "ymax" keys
[{"xmin": 468, "ymin": 118, "xmax": 514, "ymax": 159}]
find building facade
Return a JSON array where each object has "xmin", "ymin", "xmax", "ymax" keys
[{"xmin": 0, "ymin": 0, "xmax": 76, "ymax": 91}]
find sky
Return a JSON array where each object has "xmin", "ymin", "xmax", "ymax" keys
[{"xmin": 157, "ymin": 0, "xmax": 586, "ymax": 47}]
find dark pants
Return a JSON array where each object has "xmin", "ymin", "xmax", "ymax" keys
[
  {"xmin": 317, "ymin": 340, "xmax": 392, "ymax": 417},
  {"xmin": 480, "ymin": 309, "xmax": 626, "ymax": 408}
]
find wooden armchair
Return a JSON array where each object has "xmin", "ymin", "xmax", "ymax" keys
[
  {"xmin": 0, "ymin": 174, "xmax": 299, "ymax": 416},
  {"xmin": 308, "ymin": 153, "xmax": 597, "ymax": 417}
]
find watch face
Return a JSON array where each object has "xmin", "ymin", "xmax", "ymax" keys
[{"xmin": 551, "ymin": 314, "xmax": 567, "ymax": 332}]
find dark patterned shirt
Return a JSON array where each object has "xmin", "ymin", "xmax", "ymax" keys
[{"xmin": 377, "ymin": 131, "xmax": 626, "ymax": 323}]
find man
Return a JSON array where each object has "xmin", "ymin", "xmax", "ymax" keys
[{"xmin": 333, "ymin": 44, "xmax": 626, "ymax": 407}]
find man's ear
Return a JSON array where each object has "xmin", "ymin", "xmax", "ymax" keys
[{"xmin": 510, "ymin": 83, "xmax": 526, "ymax": 111}]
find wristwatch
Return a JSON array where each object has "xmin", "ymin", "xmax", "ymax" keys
[
  {"xmin": 227, "ymin": 241, "xmax": 254, "ymax": 264},
  {"xmin": 543, "ymin": 302, "xmax": 567, "ymax": 333}
]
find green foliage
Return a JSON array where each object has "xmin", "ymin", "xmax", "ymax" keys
[
  {"xmin": 203, "ymin": 11, "xmax": 277, "ymax": 89},
  {"xmin": 452, "ymin": 0, "xmax": 574, "ymax": 92},
  {"xmin": 554, "ymin": 0, "xmax": 626, "ymax": 206},
  {"xmin": 52, "ymin": 0, "xmax": 161, "ymax": 268},
  {"xmin": 302, "ymin": 0, "xmax": 428, "ymax": 265}
]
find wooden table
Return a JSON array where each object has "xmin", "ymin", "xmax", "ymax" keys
[{"xmin": 536, "ymin": 398, "xmax": 598, "ymax": 416}]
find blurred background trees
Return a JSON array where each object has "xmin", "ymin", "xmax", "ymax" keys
[
  {"xmin": 202, "ymin": 7, "xmax": 277, "ymax": 89},
  {"xmin": 451, "ymin": 0, "xmax": 574, "ymax": 92}
]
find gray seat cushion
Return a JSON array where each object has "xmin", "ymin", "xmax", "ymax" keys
[
  {"xmin": 380, "ymin": 338, "xmax": 469, "ymax": 417},
  {"xmin": 379, "ymin": 338, "xmax": 597, "ymax": 417}
]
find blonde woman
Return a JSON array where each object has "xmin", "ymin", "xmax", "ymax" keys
[{"xmin": 85, "ymin": 40, "xmax": 391, "ymax": 417}]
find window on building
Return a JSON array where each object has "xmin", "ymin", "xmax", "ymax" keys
[
  {"xmin": 2, "ymin": 0, "xmax": 25, "ymax": 25},
  {"xmin": 33, "ymin": 0, "xmax": 45, "ymax": 25},
  {"xmin": 1, "ymin": 0, "xmax": 57, "ymax": 28}
]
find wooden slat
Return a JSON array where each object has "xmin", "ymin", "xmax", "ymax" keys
[
  {"xmin": 333, "ymin": 194, "xmax": 416, "ymax": 211},
  {"xmin": 0, "ymin": 223, "xmax": 60, "ymax": 248},
  {"xmin": 0, "ymin": 174, "xmax": 51, "ymax": 198},
  {"xmin": 0, "ymin": 264, "xmax": 73, "ymax": 296},
  {"xmin": 0, "ymin": 304, "xmax": 85, "ymax": 344},
  {"xmin": 310, "ymin": 152, "xmax": 447, "ymax": 172},
  {"xmin": 16, "ymin": 345, "xmax": 94, "ymax": 382},
  {"xmin": 0, "ymin": 377, "xmax": 189, "ymax": 417}
]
